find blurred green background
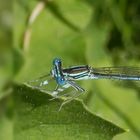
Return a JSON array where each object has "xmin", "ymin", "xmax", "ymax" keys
[{"xmin": 0, "ymin": 0, "xmax": 140, "ymax": 139}]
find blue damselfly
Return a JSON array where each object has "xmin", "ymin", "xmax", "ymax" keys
[{"xmin": 25, "ymin": 58, "xmax": 140, "ymax": 110}]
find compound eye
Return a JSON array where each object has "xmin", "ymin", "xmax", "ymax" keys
[
  {"xmin": 53, "ymin": 58, "xmax": 61, "ymax": 65},
  {"xmin": 57, "ymin": 77, "xmax": 65, "ymax": 85},
  {"xmin": 60, "ymin": 77, "xmax": 65, "ymax": 85}
]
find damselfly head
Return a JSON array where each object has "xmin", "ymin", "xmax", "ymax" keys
[{"xmin": 53, "ymin": 58, "xmax": 62, "ymax": 66}]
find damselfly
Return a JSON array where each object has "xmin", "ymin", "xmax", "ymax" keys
[{"xmin": 25, "ymin": 58, "xmax": 140, "ymax": 110}]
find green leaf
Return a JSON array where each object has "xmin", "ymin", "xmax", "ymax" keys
[
  {"xmin": 13, "ymin": 84, "xmax": 124, "ymax": 140},
  {"xmin": 0, "ymin": 115, "xmax": 13, "ymax": 140},
  {"xmin": 13, "ymin": 48, "xmax": 25, "ymax": 75},
  {"xmin": 47, "ymin": 2, "xmax": 80, "ymax": 32},
  {"xmin": 0, "ymin": 95, "xmax": 13, "ymax": 140}
]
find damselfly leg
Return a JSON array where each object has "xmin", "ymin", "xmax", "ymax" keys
[
  {"xmin": 58, "ymin": 80, "xmax": 85, "ymax": 111},
  {"xmin": 58, "ymin": 89, "xmax": 84, "ymax": 111}
]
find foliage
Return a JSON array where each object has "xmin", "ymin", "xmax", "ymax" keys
[
  {"xmin": 0, "ymin": 0, "xmax": 140, "ymax": 139},
  {"xmin": 13, "ymin": 84, "xmax": 124, "ymax": 140}
]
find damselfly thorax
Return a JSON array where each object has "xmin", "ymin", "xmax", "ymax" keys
[{"xmin": 63, "ymin": 65, "xmax": 92, "ymax": 80}]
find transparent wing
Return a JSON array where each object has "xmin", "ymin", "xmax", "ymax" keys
[
  {"xmin": 24, "ymin": 73, "xmax": 57, "ymax": 92},
  {"xmin": 91, "ymin": 67, "xmax": 140, "ymax": 98},
  {"xmin": 91, "ymin": 67, "xmax": 140, "ymax": 80},
  {"xmin": 24, "ymin": 73, "xmax": 80, "ymax": 98}
]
